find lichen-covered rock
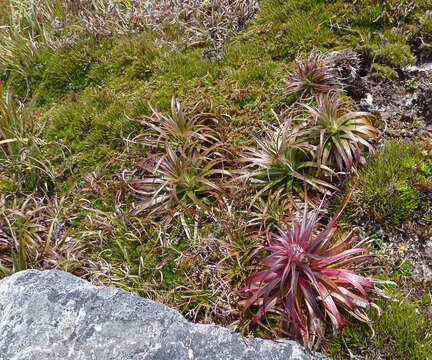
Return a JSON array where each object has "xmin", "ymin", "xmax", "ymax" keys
[{"xmin": 0, "ymin": 270, "xmax": 327, "ymax": 360}]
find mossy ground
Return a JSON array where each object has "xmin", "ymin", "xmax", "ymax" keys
[
  {"xmin": 333, "ymin": 140, "xmax": 432, "ymax": 227},
  {"xmin": 1, "ymin": 0, "xmax": 432, "ymax": 358}
]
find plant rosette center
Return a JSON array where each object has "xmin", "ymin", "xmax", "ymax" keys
[{"xmin": 284, "ymin": 242, "xmax": 309, "ymax": 266}]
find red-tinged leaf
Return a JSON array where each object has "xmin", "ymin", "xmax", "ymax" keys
[
  {"xmin": 321, "ymin": 231, "xmax": 354, "ymax": 256},
  {"xmin": 242, "ymin": 284, "xmax": 270, "ymax": 316},
  {"xmin": 280, "ymin": 262, "xmax": 294, "ymax": 294},
  {"xmin": 338, "ymin": 286, "xmax": 371, "ymax": 307},
  {"xmin": 330, "ymin": 254, "xmax": 372, "ymax": 269},
  {"xmin": 341, "ymin": 139, "xmax": 354, "ymax": 169},
  {"xmin": 315, "ymin": 272, "xmax": 351, "ymax": 298},
  {"xmin": 251, "ymin": 295, "xmax": 279, "ymax": 325},
  {"xmin": 330, "ymin": 290, "xmax": 356, "ymax": 311},
  {"xmin": 316, "ymin": 281, "xmax": 343, "ymax": 328},
  {"xmin": 326, "ymin": 185, "xmax": 356, "ymax": 229},
  {"xmin": 334, "ymin": 140, "xmax": 352, "ymax": 170},
  {"xmin": 244, "ymin": 276, "xmax": 281, "ymax": 316},
  {"xmin": 244, "ymin": 269, "xmax": 278, "ymax": 285},
  {"xmin": 263, "ymin": 276, "xmax": 283, "ymax": 301},
  {"xmin": 263, "ymin": 257, "xmax": 286, "ymax": 275},
  {"xmin": 299, "ymin": 212, "xmax": 316, "ymax": 248},
  {"xmin": 299, "ymin": 277, "xmax": 322, "ymax": 319},
  {"xmin": 314, "ymin": 248, "xmax": 369, "ymax": 267},
  {"xmin": 326, "ymin": 269, "xmax": 374, "ymax": 293},
  {"xmin": 306, "ymin": 227, "xmax": 334, "ymax": 254}
]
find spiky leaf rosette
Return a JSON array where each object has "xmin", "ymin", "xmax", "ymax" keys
[
  {"xmin": 285, "ymin": 50, "xmax": 338, "ymax": 101},
  {"xmin": 239, "ymin": 122, "xmax": 337, "ymax": 202},
  {"xmin": 241, "ymin": 203, "xmax": 374, "ymax": 344},
  {"xmin": 130, "ymin": 96, "xmax": 222, "ymax": 152},
  {"xmin": 128, "ymin": 140, "xmax": 230, "ymax": 216},
  {"xmin": 303, "ymin": 93, "xmax": 378, "ymax": 173}
]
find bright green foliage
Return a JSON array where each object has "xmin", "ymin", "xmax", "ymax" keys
[
  {"xmin": 371, "ymin": 63, "xmax": 399, "ymax": 79},
  {"xmin": 0, "ymin": 176, "xmax": 15, "ymax": 192},
  {"xmin": 419, "ymin": 12, "xmax": 432, "ymax": 40},
  {"xmin": 398, "ymin": 261, "xmax": 413, "ymax": 276},
  {"xmin": 0, "ymin": 90, "xmax": 33, "ymax": 158},
  {"xmin": 336, "ymin": 141, "xmax": 431, "ymax": 227},
  {"xmin": 0, "ymin": 3, "xmax": 8, "ymax": 23},
  {"xmin": 420, "ymin": 293, "xmax": 431, "ymax": 307},
  {"xmin": 329, "ymin": 299, "xmax": 432, "ymax": 359},
  {"xmin": 371, "ymin": 30, "xmax": 413, "ymax": 66},
  {"xmin": 369, "ymin": 231, "xmax": 387, "ymax": 253},
  {"xmin": 1, "ymin": 0, "xmax": 428, "ymax": 180},
  {"xmin": 359, "ymin": 141, "xmax": 430, "ymax": 226}
]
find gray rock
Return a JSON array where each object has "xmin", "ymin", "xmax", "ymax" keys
[{"xmin": 0, "ymin": 270, "xmax": 328, "ymax": 360}]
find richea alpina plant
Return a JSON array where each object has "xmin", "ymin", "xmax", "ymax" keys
[
  {"xmin": 0, "ymin": 192, "xmax": 74, "ymax": 276},
  {"xmin": 241, "ymin": 194, "xmax": 374, "ymax": 346},
  {"xmin": 303, "ymin": 93, "xmax": 378, "ymax": 173},
  {"xmin": 131, "ymin": 96, "xmax": 222, "ymax": 152},
  {"xmin": 285, "ymin": 50, "xmax": 339, "ymax": 101},
  {"xmin": 239, "ymin": 121, "xmax": 337, "ymax": 202},
  {"xmin": 128, "ymin": 140, "xmax": 231, "ymax": 217}
]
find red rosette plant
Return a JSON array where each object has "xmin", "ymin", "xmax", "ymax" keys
[{"xmin": 241, "ymin": 196, "xmax": 374, "ymax": 345}]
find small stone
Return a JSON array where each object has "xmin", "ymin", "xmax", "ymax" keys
[{"xmin": 365, "ymin": 93, "xmax": 373, "ymax": 106}]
